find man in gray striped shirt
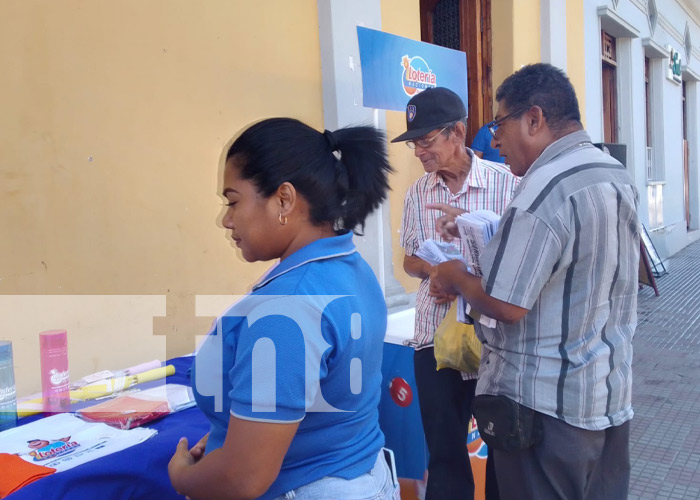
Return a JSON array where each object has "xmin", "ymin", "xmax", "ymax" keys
[{"xmin": 431, "ymin": 63, "xmax": 639, "ymax": 500}]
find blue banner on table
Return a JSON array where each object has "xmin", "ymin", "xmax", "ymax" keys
[
  {"xmin": 356, "ymin": 26, "xmax": 468, "ymax": 112},
  {"xmin": 378, "ymin": 342, "xmax": 427, "ymax": 479}
]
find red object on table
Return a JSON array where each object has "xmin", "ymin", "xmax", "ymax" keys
[
  {"xmin": 0, "ymin": 453, "xmax": 56, "ymax": 498},
  {"xmin": 78, "ymin": 395, "xmax": 170, "ymax": 430}
]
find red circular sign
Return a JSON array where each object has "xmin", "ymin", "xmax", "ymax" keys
[{"xmin": 389, "ymin": 377, "xmax": 413, "ymax": 407}]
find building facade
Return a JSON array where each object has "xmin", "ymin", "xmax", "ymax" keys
[
  {"xmin": 581, "ymin": 0, "xmax": 700, "ymax": 258},
  {"xmin": 3, "ymin": 0, "xmax": 699, "ymax": 393}
]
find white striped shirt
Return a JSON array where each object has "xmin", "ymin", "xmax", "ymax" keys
[
  {"xmin": 476, "ymin": 130, "xmax": 639, "ymax": 430},
  {"xmin": 400, "ymin": 149, "xmax": 518, "ymax": 361}
]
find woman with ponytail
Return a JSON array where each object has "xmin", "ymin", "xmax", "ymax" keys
[{"xmin": 168, "ymin": 118, "xmax": 398, "ymax": 500}]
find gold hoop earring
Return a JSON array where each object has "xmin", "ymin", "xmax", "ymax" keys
[{"xmin": 278, "ymin": 213, "xmax": 288, "ymax": 226}]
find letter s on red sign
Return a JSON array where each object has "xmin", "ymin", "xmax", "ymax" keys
[{"xmin": 389, "ymin": 377, "xmax": 413, "ymax": 407}]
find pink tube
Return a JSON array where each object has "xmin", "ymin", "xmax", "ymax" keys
[{"xmin": 39, "ymin": 330, "xmax": 70, "ymax": 414}]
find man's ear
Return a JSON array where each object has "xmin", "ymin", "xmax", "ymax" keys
[
  {"xmin": 526, "ymin": 106, "xmax": 547, "ymax": 136},
  {"xmin": 276, "ymin": 182, "xmax": 297, "ymax": 216},
  {"xmin": 452, "ymin": 120, "xmax": 467, "ymax": 143}
]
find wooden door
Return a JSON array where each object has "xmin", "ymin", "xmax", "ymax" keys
[
  {"xmin": 601, "ymin": 31, "xmax": 618, "ymax": 143},
  {"xmin": 683, "ymin": 81, "xmax": 691, "ymax": 230},
  {"xmin": 684, "ymin": 139, "xmax": 690, "ymax": 229},
  {"xmin": 420, "ymin": 0, "xmax": 493, "ymax": 145}
]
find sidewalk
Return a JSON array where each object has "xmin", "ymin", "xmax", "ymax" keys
[{"xmin": 630, "ymin": 239, "xmax": 700, "ymax": 499}]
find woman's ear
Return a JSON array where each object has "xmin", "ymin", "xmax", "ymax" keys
[{"xmin": 276, "ymin": 182, "xmax": 297, "ymax": 216}]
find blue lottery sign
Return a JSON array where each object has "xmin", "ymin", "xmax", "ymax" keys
[{"xmin": 357, "ymin": 26, "xmax": 468, "ymax": 112}]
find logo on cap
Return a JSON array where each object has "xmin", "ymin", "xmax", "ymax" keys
[
  {"xmin": 407, "ymin": 105, "xmax": 417, "ymax": 122},
  {"xmin": 401, "ymin": 55, "xmax": 437, "ymax": 97}
]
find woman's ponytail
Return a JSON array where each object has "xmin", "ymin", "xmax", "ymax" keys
[
  {"xmin": 227, "ymin": 118, "xmax": 393, "ymax": 234},
  {"xmin": 327, "ymin": 126, "xmax": 392, "ymax": 233}
]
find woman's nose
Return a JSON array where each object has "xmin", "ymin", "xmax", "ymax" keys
[{"xmin": 222, "ymin": 210, "xmax": 233, "ymax": 229}]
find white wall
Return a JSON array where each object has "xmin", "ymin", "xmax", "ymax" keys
[
  {"xmin": 584, "ymin": 2, "xmax": 604, "ymax": 141},
  {"xmin": 584, "ymin": 0, "xmax": 700, "ymax": 261}
]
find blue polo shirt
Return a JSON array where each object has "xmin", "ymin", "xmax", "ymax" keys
[
  {"xmin": 471, "ymin": 124, "xmax": 505, "ymax": 163},
  {"xmin": 192, "ymin": 232, "xmax": 386, "ymax": 499}
]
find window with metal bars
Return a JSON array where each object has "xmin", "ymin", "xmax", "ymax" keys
[{"xmin": 432, "ymin": 0, "xmax": 460, "ymax": 51}]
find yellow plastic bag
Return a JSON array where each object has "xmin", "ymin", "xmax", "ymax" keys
[{"xmin": 433, "ymin": 301, "xmax": 482, "ymax": 373}]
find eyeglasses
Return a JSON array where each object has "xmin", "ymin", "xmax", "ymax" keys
[
  {"xmin": 486, "ymin": 107, "xmax": 530, "ymax": 139},
  {"xmin": 405, "ymin": 125, "xmax": 449, "ymax": 149}
]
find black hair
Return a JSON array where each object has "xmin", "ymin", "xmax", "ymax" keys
[
  {"xmin": 226, "ymin": 118, "xmax": 393, "ymax": 235},
  {"xmin": 495, "ymin": 63, "xmax": 582, "ymax": 132}
]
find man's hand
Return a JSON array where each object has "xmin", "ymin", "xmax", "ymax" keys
[
  {"xmin": 403, "ymin": 255, "xmax": 433, "ymax": 280},
  {"xmin": 426, "ymin": 203, "xmax": 466, "ymax": 241},
  {"xmin": 431, "ymin": 260, "xmax": 530, "ymax": 324},
  {"xmin": 432, "ymin": 290, "xmax": 457, "ymax": 305},
  {"xmin": 429, "ymin": 260, "xmax": 469, "ymax": 297}
]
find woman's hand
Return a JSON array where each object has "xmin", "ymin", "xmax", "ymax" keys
[
  {"xmin": 426, "ymin": 203, "xmax": 466, "ymax": 241},
  {"xmin": 189, "ymin": 433, "xmax": 209, "ymax": 463},
  {"xmin": 168, "ymin": 432, "xmax": 209, "ymax": 481},
  {"xmin": 166, "ymin": 418, "xmax": 299, "ymax": 500},
  {"xmin": 168, "ymin": 437, "xmax": 195, "ymax": 497}
]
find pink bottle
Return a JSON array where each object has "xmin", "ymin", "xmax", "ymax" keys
[{"xmin": 39, "ymin": 329, "xmax": 70, "ymax": 414}]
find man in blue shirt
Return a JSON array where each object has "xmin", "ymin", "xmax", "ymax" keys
[{"xmin": 471, "ymin": 123, "xmax": 505, "ymax": 163}]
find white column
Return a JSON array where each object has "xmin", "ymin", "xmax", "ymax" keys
[
  {"xmin": 540, "ymin": 0, "xmax": 567, "ymax": 71},
  {"xmin": 317, "ymin": 0, "xmax": 409, "ymax": 307}
]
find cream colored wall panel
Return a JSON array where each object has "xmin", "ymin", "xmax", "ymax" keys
[
  {"xmin": 0, "ymin": 0, "xmax": 323, "ymax": 383},
  {"xmin": 513, "ymin": 0, "xmax": 542, "ymax": 69},
  {"xmin": 492, "ymin": 1, "xmax": 515, "ymax": 93},
  {"xmin": 567, "ymin": 0, "xmax": 586, "ymax": 125},
  {"xmin": 0, "ymin": 295, "xmax": 166, "ymax": 396}
]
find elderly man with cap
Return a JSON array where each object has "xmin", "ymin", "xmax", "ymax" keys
[{"xmin": 393, "ymin": 87, "xmax": 517, "ymax": 500}]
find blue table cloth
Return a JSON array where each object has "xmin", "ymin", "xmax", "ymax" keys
[
  {"xmin": 378, "ymin": 342, "xmax": 428, "ymax": 480},
  {"xmin": 8, "ymin": 356, "xmax": 208, "ymax": 500},
  {"xmin": 8, "ymin": 344, "xmax": 430, "ymax": 498}
]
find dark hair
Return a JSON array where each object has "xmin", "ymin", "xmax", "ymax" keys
[
  {"xmin": 226, "ymin": 118, "xmax": 393, "ymax": 234},
  {"xmin": 496, "ymin": 63, "xmax": 582, "ymax": 131}
]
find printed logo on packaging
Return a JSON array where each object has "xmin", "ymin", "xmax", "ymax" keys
[
  {"xmin": 27, "ymin": 437, "xmax": 80, "ymax": 461},
  {"xmin": 467, "ymin": 417, "xmax": 487, "ymax": 459},
  {"xmin": 0, "ymin": 385, "xmax": 16, "ymax": 401},
  {"xmin": 401, "ymin": 55, "xmax": 437, "ymax": 97},
  {"xmin": 49, "ymin": 369, "xmax": 70, "ymax": 387}
]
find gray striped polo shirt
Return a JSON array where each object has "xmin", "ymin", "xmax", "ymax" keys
[{"xmin": 475, "ymin": 130, "xmax": 640, "ymax": 431}]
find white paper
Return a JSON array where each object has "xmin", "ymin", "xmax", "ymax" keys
[
  {"xmin": 455, "ymin": 210, "xmax": 500, "ymax": 277},
  {"xmin": 455, "ymin": 210, "xmax": 501, "ymax": 328},
  {"xmin": 416, "ymin": 239, "xmax": 465, "ymax": 266},
  {"xmin": 0, "ymin": 413, "xmax": 156, "ymax": 472},
  {"xmin": 133, "ymin": 384, "xmax": 196, "ymax": 412},
  {"xmin": 73, "ymin": 370, "xmax": 115, "ymax": 386}
]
